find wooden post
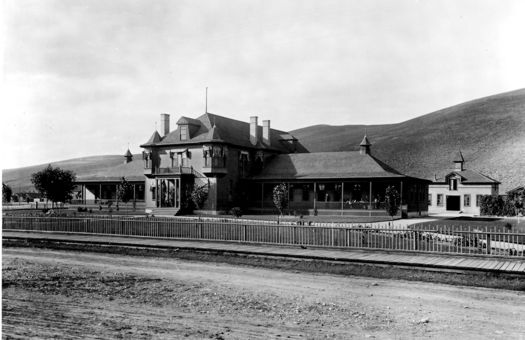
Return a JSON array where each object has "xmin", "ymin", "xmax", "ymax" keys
[
  {"xmin": 369, "ymin": 181, "xmax": 373, "ymax": 215},
  {"xmin": 341, "ymin": 181, "xmax": 344, "ymax": 215},
  {"xmin": 261, "ymin": 183, "xmax": 264, "ymax": 210},
  {"xmin": 313, "ymin": 182, "xmax": 317, "ymax": 213},
  {"xmin": 400, "ymin": 180, "xmax": 404, "ymax": 216},
  {"xmin": 486, "ymin": 233, "xmax": 491, "ymax": 254}
]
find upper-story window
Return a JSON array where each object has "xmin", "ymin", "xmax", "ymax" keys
[
  {"xmin": 449, "ymin": 178, "xmax": 458, "ymax": 191},
  {"xmin": 142, "ymin": 151, "xmax": 152, "ymax": 169},
  {"xmin": 180, "ymin": 125, "xmax": 188, "ymax": 141},
  {"xmin": 239, "ymin": 151, "xmax": 250, "ymax": 177},
  {"xmin": 203, "ymin": 145, "xmax": 227, "ymax": 168}
]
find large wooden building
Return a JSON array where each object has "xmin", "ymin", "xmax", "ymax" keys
[{"xmin": 140, "ymin": 113, "xmax": 430, "ymax": 217}]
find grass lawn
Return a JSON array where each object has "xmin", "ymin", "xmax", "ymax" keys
[
  {"xmin": 412, "ymin": 216, "xmax": 525, "ymax": 233},
  {"xmin": 192, "ymin": 214, "xmax": 394, "ymax": 224}
]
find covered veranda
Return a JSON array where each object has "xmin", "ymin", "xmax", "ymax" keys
[{"xmin": 247, "ymin": 177, "xmax": 428, "ymax": 217}]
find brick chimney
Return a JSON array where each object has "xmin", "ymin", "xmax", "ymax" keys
[
  {"xmin": 250, "ymin": 116, "xmax": 259, "ymax": 145},
  {"xmin": 160, "ymin": 113, "xmax": 170, "ymax": 137},
  {"xmin": 262, "ymin": 120, "xmax": 270, "ymax": 146}
]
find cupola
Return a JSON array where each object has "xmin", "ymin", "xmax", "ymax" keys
[
  {"xmin": 453, "ymin": 150, "xmax": 464, "ymax": 171},
  {"xmin": 359, "ymin": 134, "xmax": 371, "ymax": 155}
]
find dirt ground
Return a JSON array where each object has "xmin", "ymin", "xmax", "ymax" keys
[{"xmin": 2, "ymin": 248, "xmax": 525, "ymax": 339}]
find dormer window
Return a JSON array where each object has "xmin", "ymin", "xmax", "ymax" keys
[
  {"xmin": 449, "ymin": 178, "xmax": 458, "ymax": 191},
  {"xmin": 180, "ymin": 125, "xmax": 188, "ymax": 141}
]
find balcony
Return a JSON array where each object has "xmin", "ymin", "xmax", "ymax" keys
[
  {"xmin": 202, "ymin": 157, "xmax": 228, "ymax": 175},
  {"xmin": 152, "ymin": 166, "xmax": 193, "ymax": 176}
]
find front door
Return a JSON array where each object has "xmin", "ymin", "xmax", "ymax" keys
[{"xmin": 446, "ymin": 195, "xmax": 460, "ymax": 211}]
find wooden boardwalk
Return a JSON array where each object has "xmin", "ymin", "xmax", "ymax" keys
[{"xmin": 3, "ymin": 231, "xmax": 524, "ymax": 275}]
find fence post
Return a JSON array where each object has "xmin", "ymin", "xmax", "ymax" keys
[
  {"xmin": 486, "ymin": 233, "xmax": 491, "ymax": 255},
  {"xmin": 243, "ymin": 224, "xmax": 247, "ymax": 242}
]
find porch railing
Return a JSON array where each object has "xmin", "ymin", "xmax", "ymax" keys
[{"xmin": 2, "ymin": 216, "xmax": 524, "ymax": 258}]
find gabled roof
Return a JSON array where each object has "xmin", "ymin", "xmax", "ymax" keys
[
  {"xmin": 442, "ymin": 170, "xmax": 500, "ymax": 185},
  {"xmin": 76, "ymin": 158, "xmax": 144, "ymax": 182},
  {"xmin": 142, "ymin": 131, "xmax": 162, "ymax": 147},
  {"xmin": 252, "ymin": 151, "xmax": 421, "ymax": 180},
  {"xmin": 507, "ymin": 186, "xmax": 524, "ymax": 195},
  {"xmin": 141, "ymin": 112, "xmax": 307, "ymax": 153}
]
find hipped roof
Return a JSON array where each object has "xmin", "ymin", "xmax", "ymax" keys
[
  {"xmin": 141, "ymin": 112, "xmax": 307, "ymax": 153},
  {"xmin": 252, "ymin": 151, "xmax": 423, "ymax": 180},
  {"xmin": 76, "ymin": 159, "xmax": 144, "ymax": 183}
]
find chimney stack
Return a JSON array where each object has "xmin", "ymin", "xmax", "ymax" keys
[
  {"xmin": 250, "ymin": 116, "xmax": 259, "ymax": 145},
  {"xmin": 262, "ymin": 120, "xmax": 270, "ymax": 146},
  {"xmin": 160, "ymin": 113, "xmax": 170, "ymax": 137}
]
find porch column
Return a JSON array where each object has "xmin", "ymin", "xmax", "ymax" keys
[
  {"xmin": 400, "ymin": 180, "xmax": 404, "ymax": 214},
  {"xmin": 369, "ymin": 181, "xmax": 373, "ymax": 217},
  {"xmin": 133, "ymin": 184, "xmax": 136, "ymax": 200},
  {"xmin": 116, "ymin": 184, "xmax": 119, "ymax": 205},
  {"xmin": 341, "ymin": 181, "xmax": 344, "ymax": 215},
  {"xmin": 287, "ymin": 182, "xmax": 291, "ymax": 212},
  {"xmin": 99, "ymin": 184, "xmax": 102, "ymax": 201},
  {"xmin": 261, "ymin": 183, "xmax": 264, "ymax": 210},
  {"xmin": 313, "ymin": 182, "xmax": 317, "ymax": 212}
]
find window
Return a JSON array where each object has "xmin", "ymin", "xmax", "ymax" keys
[
  {"xmin": 437, "ymin": 194, "xmax": 443, "ymax": 206},
  {"xmin": 464, "ymin": 194, "xmax": 471, "ymax": 207},
  {"xmin": 239, "ymin": 152, "xmax": 249, "ymax": 177},
  {"xmin": 302, "ymin": 185, "xmax": 310, "ymax": 201},
  {"xmin": 428, "ymin": 194, "xmax": 432, "ymax": 206},
  {"xmin": 449, "ymin": 178, "xmax": 458, "ymax": 191},
  {"xmin": 476, "ymin": 195, "xmax": 482, "ymax": 207},
  {"xmin": 180, "ymin": 125, "xmax": 188, "ymax": 140}
]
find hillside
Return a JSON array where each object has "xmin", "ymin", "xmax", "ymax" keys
[
  {"xmin": 3, "ymin": 89, "xmax": 524, "ymax": 194},
  {"xmin": 291, "ymin": 89, "xmax": 525, "ymax": 192},
  {"xmin": 2, "ymin": 155, "xmax": 132, "ymax": 193}
]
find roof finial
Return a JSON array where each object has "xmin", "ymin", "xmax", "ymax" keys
[
  {"xmin": 205, "ymin": 87, "xmax": 208, "ymax": 114},
  {"xmin": 155, "ymin": 121, "xmax": 157, "ymax": 131}
]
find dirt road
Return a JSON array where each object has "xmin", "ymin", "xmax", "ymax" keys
[{"xmin": 2, "ymin": 247, "xmax": 524, "ymax": 339}]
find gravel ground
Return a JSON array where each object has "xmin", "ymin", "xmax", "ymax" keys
[{"xmin": 3, "ymin": 247, "xmax": 525, "ymax": 339}]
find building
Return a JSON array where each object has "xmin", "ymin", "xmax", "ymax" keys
[
  {"xmin": 140, "ymin": 112, "xmax": 430, "ymax": 217},
  {"xmin": 428, "ymin": 151, "xmax": 500, "ymax": 216},
  {"xmin": 74, "ymin": 150, "xmax": 146, "ymax": 208}
]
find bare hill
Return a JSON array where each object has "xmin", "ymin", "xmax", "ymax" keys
[
  {"xmin": 3, "ymin": 90, "xmax": 524, "ymax": 194},
  {"xmin": 292, "ymin": 89, "xmax": 525, "ymax": 192},
  {"xmin": 2, "ymin": 155, "xmax": 129, "ymax": 193}
]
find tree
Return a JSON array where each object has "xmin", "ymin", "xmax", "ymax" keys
[
  {"xmin": 384, "ymin": 186, "xmax": 400, "ymax": 219},
  {"xmin": 3, "ymin": 183, "xmax": 13, "ymax": 203},
  {"xmin": 117, "ymin": 177, "xmax": 134, "ymax": 214},
  {"xmin": 272, "ymin": 183, "xmax": 289, "ymax": 216},
  {"xmin": 31, "ymin": 165, "xmax": 76, "ymax": 209}
]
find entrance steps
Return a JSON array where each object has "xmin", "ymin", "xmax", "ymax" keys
[{"xmin": 149, "ymin": 207, "xmax": 180, "ymax": 216}]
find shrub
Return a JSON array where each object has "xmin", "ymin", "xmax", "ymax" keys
[
  {"xmin": 385, "ymin": 186, "xmax": 400, "ymax": 219},
  {"xmin": 191, "ymin": 184, "xmax": 209, "ymax": 209},
  {"xmin": 480, "ymin": 195, "xmax": 516, "ymax": 216},
  {"xmin": 229, "ymin": 207, "xmax": 242, "ymax": 218},
  {"xmin": 272, "ymin": 183, "xmax": 288, "ymax": 215}
]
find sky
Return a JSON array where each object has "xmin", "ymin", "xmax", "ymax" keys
[{"xmin": 2, "ymin": 0, "xmax": 525, "ymax": 169}]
